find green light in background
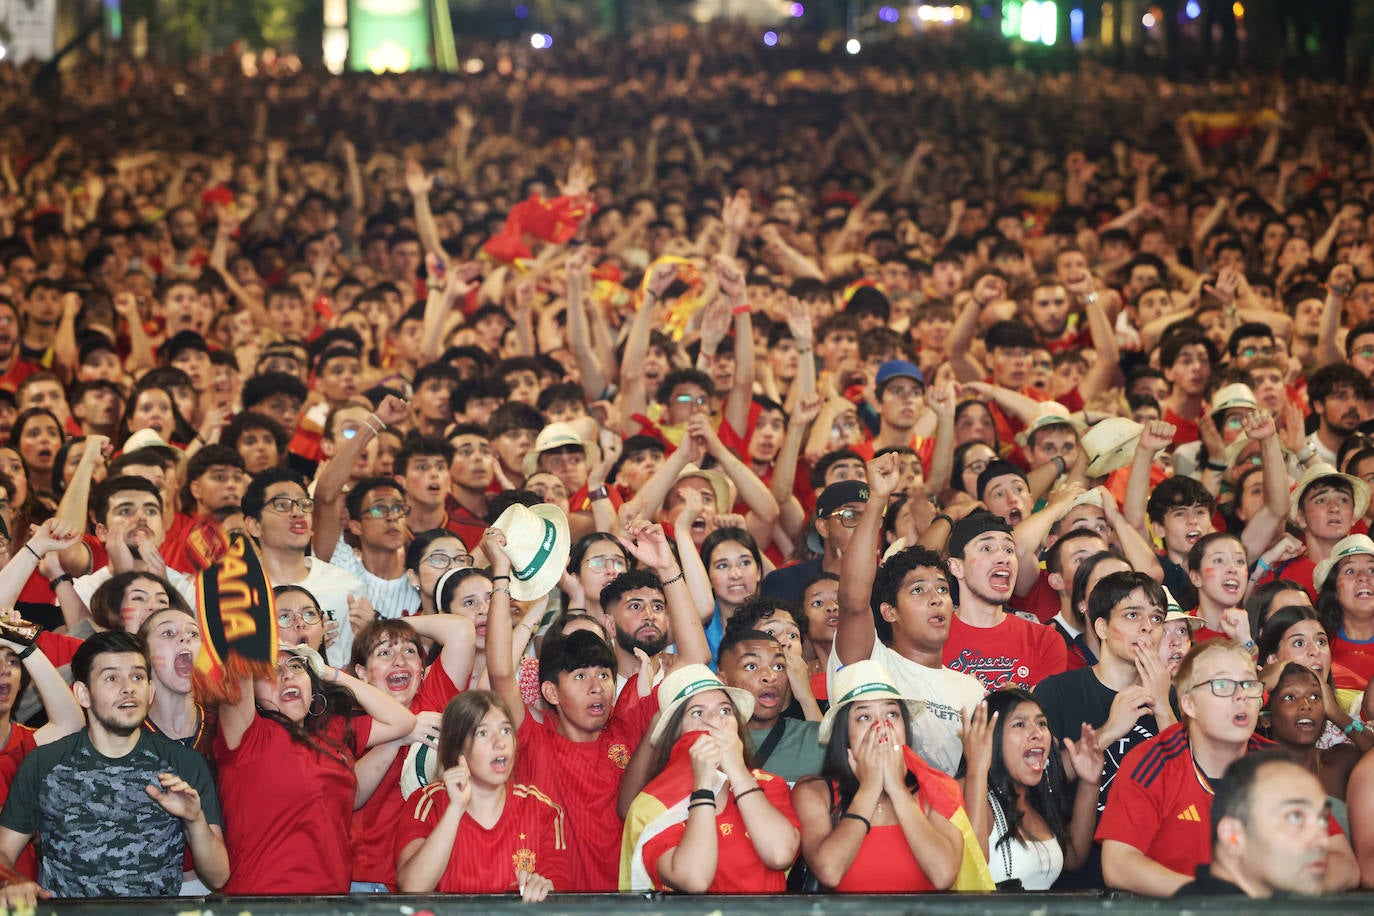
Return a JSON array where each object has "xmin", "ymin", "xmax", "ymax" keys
[
  {"xmin": 1002, "ymin": 0, "xmax": 1021, "ymax": 38},
  {"xmin": 349, "ymin": 0, "xmax": 432, "ymax": 72}
]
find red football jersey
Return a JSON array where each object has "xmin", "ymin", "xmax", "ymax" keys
[{"xmin": 942, "ymin": 613, "xmax": 1068, "ymax": 689}]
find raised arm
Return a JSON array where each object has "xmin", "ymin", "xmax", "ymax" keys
[
  {"xmin": 1122, "ymin": 421, "xmax": 1175, "ymax": 538},
  {"xmin": 835, "ymin": 454, "xmax": 900, "ymax": 664},
  {"xmin": 480, "ymin": 527, "xmax": 526, "ymax": 731},
  {"xmin": 0, "ymin": 614, "xmax": 82, "ymax": 744},
  {"xmin": 1318, "ymin": 263, "xmax": 1355, "ymax": 368},
  {"xmin": 405, "ymin": 613, "xmax": 479, "ymax": 693},
  {"xmin": 618, "ymin": 263, "xmax": 678, "ymax": 435},
  {"xmin": 405, "ymin": 158, "xmax": 445, "ymax": 261},
  {"xmin": 945, "ymin": 274, "xmax": 1006, "ymax": 382},
  {"xmin": 715, "ymin": 256, "xmax": 755, "ymax": 438},
  {"xmin": 1237, "ymin": 409, "xmax": 1289, "ymax": 562},
  {"xmin": 564, "ymin": 248, "xmax": 608, "ymax": 400},
  {"xmin": 312, "ymin": 396, "xmax": 408, "ymax": 560},
  {"xmin": 690, "ymin": 416, "xmax": 780, "ymax": 548},
  {"xmin": 620, "ymin": 518, "xmax": 710, "ymax": 666},
  {"xmin": 1074, "ymin": 285, "xmax": 1122, "ymax": 402}
]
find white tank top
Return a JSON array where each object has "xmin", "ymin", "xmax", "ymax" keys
[{"xmin": 987, "ymin": 793, "xmax": 1064, "ymax": 891}]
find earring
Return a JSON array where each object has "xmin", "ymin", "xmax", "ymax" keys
[{"xmin": 309, "ymin": 692, "xmax": 327, "ymax": 718}]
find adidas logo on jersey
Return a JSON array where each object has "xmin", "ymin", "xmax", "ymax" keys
[{"xmin": 1176, "ymin": 804, "xmax": 1202, "ymax": 822}]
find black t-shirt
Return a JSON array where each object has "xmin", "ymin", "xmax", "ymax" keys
[
  {"xmin": 1161, "ymin": 553, "xmax": 1198, "ymax": 612},
  {"xmin": 1175, "ymin": 864, "xmax": 1245, "ymax": 896}
]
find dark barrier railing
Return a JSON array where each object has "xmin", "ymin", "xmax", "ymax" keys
[{"xmin": 24, "ymin": 892, "xmax": 1374, "ymax": 915}]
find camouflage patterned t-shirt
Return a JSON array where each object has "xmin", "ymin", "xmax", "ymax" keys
[{"xmin": 0, "ymin": 729, "xmax": 221, "ymax": 897}]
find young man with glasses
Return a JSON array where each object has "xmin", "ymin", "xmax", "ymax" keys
[
  {"xmin": 313, "ymin": 397, "xmax": 416, "ymax": 620},
  {"xmin": 1097, "ymin": 639, "xmax": 1359, "ymax": 896},
  {"xmin": 760, "ymin": 479, "xmax": 867, "ymax": 606},
  {"xmin": 242, "ymin": 467, "xmax": 362, "ymax": 667}
]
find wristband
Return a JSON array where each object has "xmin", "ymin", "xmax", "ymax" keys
[
  {"xmin": 1344, "ymin": 718, "xmax": 1366, "ymax": 736},
  {"xmin": 1051, "ymin": 456, "xmax": 1067, "ymax": 476},
  {"xmin": 23, "ymin": 544, "xmax": 39, "ymax": 562},
  {"xmin": 1242, "ymin": 639, "xmax": 1256, "ymax": 655},
  {"xmin": 588, "ymin": 485, "xmax": 610, "ymax": 502},
  {"xmin": 933, "ymin": 514, "xmax": 953, "ymax": 528},
  {"xmin": 732, "ymin": 303, "xmax": 752, "ymax": 315},
  {"xmin": 1255, "ymin": 558, "xmax": 1273, "ymax": 572},
  {"xmin": 660, "ymin": 571, "xmax": 685, "ymax": 588},
  {"xmin": 49, "ymin": 574, "xmax": 73, "ymax": 590},
  {"xmin": 16, "ymin": 644, "xmax": 36, "ymax": 661},
  {"xmin": 690, "ymin": 789, "xmax": 715, "ymax": 803},
  {"xmin": 491, "ymin": 575, "xmax": 511, "ymax": 583},
  {"xmin": 1204, "ymin": 459, "xmax": 1227, "ymax": 471},
  {"xmin": 566, "ymin": 607, "xmax": 586, "ymax": 614},
  {"xmin": 688, "ymin": 801, "xmax": 715, "ymax": 811},
  {"xmin": 733, "ymin": 785, "xmax": 763, "ymax": 802},
  {"xmin": 841, "ymin": 812, "xmax": 871, "ymax": 832}
]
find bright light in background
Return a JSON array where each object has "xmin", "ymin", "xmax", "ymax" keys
[
  {"xmin": 464, "ymin": 58, "xmax": 484, "ymax": 73},
  {"xmin": 1142, "ymin": 11, "xmax": 1156, "ymax": 26},
  {"xmin": 846, "ymin": 37, "xmax": 861, "ymax": 53},
  {"xmin": 530, "ymin": 33, "xmax": 552, "ymax": 49},
  {"xmin": 1185, "ymin": 0, "xmax": 1200, "ymax": 17},
  {"xmin": 1069, "ymin": 7, "xmax": 1083, "ymax": 43},
  {"xmin": 0, "ymin": 46, "xmax": 7, "ymax": 62},
  {"xmin": 514, "ymin": 4, "xmax": 527, "ymax": 18},
  {"xmin": 1038, "ymin": 0, "xmax": 1056, "ymax": 43},
  {"xmin": 1232, "ymin": 1, "xmax": 1244, "ymax": 16},
  {"xmin": 879, "ymin": 6, "xmax": 900, "ymax": 22},
  {"xmin": 763, "ymin": 30, "xmax": 778, "ymax": 46},
  {"xmin": 790, "ymin": 2, "xmax": 805, "ymax": 16},
  {"xmin": 918, "ymin": 5, "xmax": 958, "ymax": 21},
  {"xmin": 1002, "ymin": 0, "xmax": 1021, "ymax": 38},
  {"xmin": 1020, "ymin": 0, "xmax": 1041, "ymax": 41}
]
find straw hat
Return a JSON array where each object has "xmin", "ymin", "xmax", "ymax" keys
[
  {"xmin": 1289, "ymin": 463, "xmax": 1371, "ymax": 522},
  {"xmin": 674, "ymin": 464, "xmax": 732, "ymax": 513},
  {"xmin": 648, "ymin": 663, "xmax": 754, "ymax": 747},
  {"xmin": 1080, "ymin": 417, "xmax": 1144, "ymax": 477},
  {"xmin": 1313, "ymin": 533, "xmax": 1374, "ymax": 593},
  {"xmin": 522, "ymin": 422, "xmax": 602, "ymax": 477},
  {"xmin": 123, "ymin": 428, "xmax": 170, "ymax": 453},
  {"xmin": 818, "ymin": 659, "xmax": 926, "ymax": 745},
  {"xmin": 491, "ymin": 503, "xmax": 571, "ymax": 601},
  {"xmin": 1161, "ymin": 586, "xmax": 1204, "ymax": 629},
  {"xmin": 399, "ymin": 740, "xmax": 439, "ymax": 800},
  {"xmin": 1015, "ymin": 401, "xmax": 1086, "ymax": 448},
  {"xmin": 1209, "ymin": 383, "xmax": 1258, "ymax": 419}
]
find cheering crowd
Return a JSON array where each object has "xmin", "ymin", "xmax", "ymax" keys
[{"xmin": 0, "ymin": 26, "xmax": 1372, "ymax": 902}]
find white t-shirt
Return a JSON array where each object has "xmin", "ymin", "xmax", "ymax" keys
[
  {"xmin": 327, "ymin": 535, "xmax": 419, "ymax": 621},
  {"xmin": 828, "ymin": 639, "xmax": 986, "ymax": 775}
]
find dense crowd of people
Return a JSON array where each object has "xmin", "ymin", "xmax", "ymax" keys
[{"xmin": 0, "ymin": 24, "xmax": 1371, "ymax": 902}]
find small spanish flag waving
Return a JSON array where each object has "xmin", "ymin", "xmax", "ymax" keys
[{"xmin": 193, "ymin": 532, "xmax": 279, "ymax": 702}]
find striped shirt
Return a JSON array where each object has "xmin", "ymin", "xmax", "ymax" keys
[{"xmin": 328, "ymin": 534, "xmax": 421, "ymax": 623}]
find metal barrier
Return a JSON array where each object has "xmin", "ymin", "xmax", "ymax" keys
[{"xmin": 27, "ymin": 893, "xmax": 1374, "ymax": 915}]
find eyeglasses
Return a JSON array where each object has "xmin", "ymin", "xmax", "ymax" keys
[
  {"xmin": 360, "ymin": 502, "xmax": 412, "ymax": 520},
  {"xmin": 673, "ymin": 394, "xmax": 709, "ymax": 407},
  {"xmin": 1188, "ymin": 677, "xmax": 1264, "ymax": 698},
  {"xmin": 584, "ymin": 556, "xmax": 628, "ymax": 573},
  {"xmin": 1238, "ymin": 346, "xmax": 1273, "ymax": 359},
  {"xmin": 275, "ymin": 657, "xmax": 311, "ymax": 677},
  {"xmin": 424, "ymin": 551, "xmax": 474, "ymax": 570},
  {"xmin": 965, "ymin": 459, "xmax": 991, "ymax": 476},
  {"xmin": 277, "ymin": 609, "xmax": 322, "ymax": 627},
  {"xmin": 1355, "ymin": 348, "xmax": 1374, "ymax": 361},
  {"xmin": 828, "ymin": 508, "xmax": 862, "ymax": 528},
  {"xmin": 267, "ymin": 496, "xmax": 315, "ymax": 515},
  {"xmin": 1223, "ymin": 415, "xmax": 1245, "ymax": 430}
]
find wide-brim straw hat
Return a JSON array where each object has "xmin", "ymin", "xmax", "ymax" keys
[
  {"xmin": 648, "ymin": 663, "xmax": 755, "ymax": 747},
  {"xmin": 818, "ymin": 659, "xmax": 926, "ymax": 745},
  {"xmin": 492, "ymin": 502, "xmax": 571, "ymax": 601}
]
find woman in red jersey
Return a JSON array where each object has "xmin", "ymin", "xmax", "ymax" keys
[
  {"xmin": 396, "ymin": 690, "xmax": 569, "ymax": 900},
  {"xmin": 214, "ymin": 640, "xmax": 415, "ymax": 894},
  {"xmin": 792, "ymin": 660, "xmax": 966, "ymax": 893}
]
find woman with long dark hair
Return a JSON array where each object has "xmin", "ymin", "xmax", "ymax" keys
[
  {"xmin": 396, "ymin": 690, "xmax": 568, "ymax": 899},
  {"xmin": 791, "ymin": 660, "xmax": 965, "ymax": 892},
  {"xmin": 621, "ymin": 663, "xmax": 799, "ymax": 893},
  {"xmin": 213, "ymin": 641, "xmax": 415, "ymax": 893},
  {"xmin": 960, "ymin": 689, "xmax": 1102, "ymax": 889}
]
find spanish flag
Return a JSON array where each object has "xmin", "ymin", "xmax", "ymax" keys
[
  {"xmin": 482, "ymin": 193, "xmax": 594, "ymax": 263},
  {"xmin": 638, "ymin": 255, "xmax": 706, "ymax": 341},
  {"xmin": 1180, "ymin": 108, "xmax": 1281, "ymax": 148},
  {"xmin": 620, "ymin": 730, "xmax": 726, "ymax": 892},
  {"xmin": 900, "ymin": 744, "xmax": 996, "ymax": 892}
]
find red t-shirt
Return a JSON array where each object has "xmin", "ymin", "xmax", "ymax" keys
[
  {"xmin": 641, "ymin": 771, "xmax": 796, "ymax": 893},
  {"xmin": 1096, "ymin": 723, "xmax": 1276, "ymax": 879},
  {"xmin": 0, "ymin": 724, "xmax": 38, "ymax": 878},
  {"xmin": 834, "ymin": 823, "xmax": 940, "ymax": 893},
  {"xmin": 1019, "ymin": 571, "xmax": 1061, "ymax": 624},
  {"xmin": 349, "ymin": 662, "xmax": 460, "ymax": 887},
  {"xmin": 214, "ymin": 713, "xmax": 372, "ymax": 894},
  {"xmin": 1257, "ymin": 555, "xmax": 1317, "ymax": 601},
  {"xmin": 0, "ymin": 359, "xmax": 40, "ymax": 394},
  {"xmin": 514, "ymin": 692, "xmax": 660, "ymax": 891},
  {"xmin": 1163, "ymin": 408, "xmax": 1200, "ymax": 447},
  {"xmin": 1332, "ymin": 632, "xmax": 1374, "ymax": 689},
  {"xmin": 942, "ymin": 613, "xmax": 1068, "ymax": 690},
  {"xmin": 395, "ymin": 781, "xmax": 571, "ymax": 893}
]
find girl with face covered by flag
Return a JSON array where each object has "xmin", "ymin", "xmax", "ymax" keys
[{"xmin": 620, "ymin": 663, "xmax": 800, "ymax": 893}]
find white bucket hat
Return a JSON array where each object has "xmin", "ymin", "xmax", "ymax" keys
[
  {"xmin": 1162, "ymin": 586, "xmax": 1204, "ymax": 629},
  {"xmin": 521, "ymin": 422, "xmax": 602, "ymax": 478},
  {"xmin": 492, "ymin": 503, "xmax": 571, "ymax": 601},
  {"xmin": 818, "ymin": 659, "xmax": 925, "ymax": 745},
  {"xmin": 1015, "ymin": 401, "xmax": 1085, "ymax": 448},
  {"xmin": 400, "ymin": 740, "xmax": 439, "ymax": 800},
  {"xmin": 1313, "ymin": 533, "xmax": 1374, "ymax": 593},
  {"xmin": 1290, "ymin": 463, "xmax": 1371, "ymax": 523},
  {"xmin": 1080, "ymin": 417, "xmax": 1144, "ymax": 478},
  {"xmin": 1209, "ymin": 383, "xmax": 1258, "ymax": 419},
  {"xmin": 648, "ymin": 663, "xmax": 754, "ymax": 747}
]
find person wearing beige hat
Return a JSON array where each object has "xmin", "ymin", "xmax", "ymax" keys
[
  {"xmin": 1312, "ymin": 533, "xmax": 1374, "ymax": 690},
  {"xmin": 790, "ymin": 658, "xmax": 967, "ymax": 893},
  {"xmin": 484, "ymin": 515, "xmax": 712, "ymax": 892},
  {"xmin": 1255, "ymin": 462, "xmax": 1372, "ymax": 600},
  {"xmin": 1170, "ymin": 382, "xmax": 1257, "ymax": 479}
]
